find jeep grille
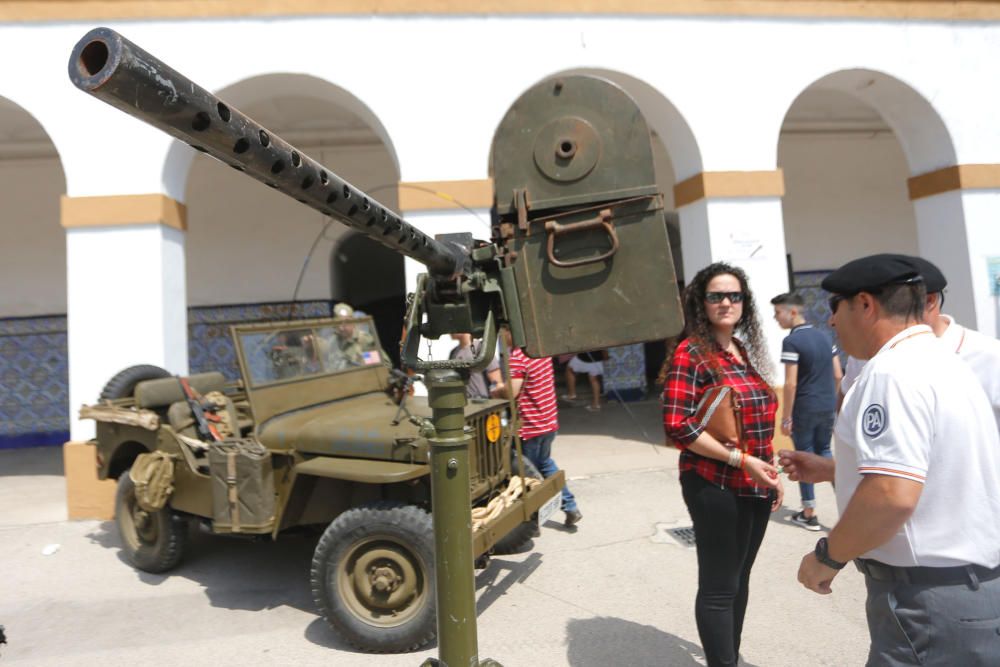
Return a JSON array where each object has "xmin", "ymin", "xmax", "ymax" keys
[{"xmin": 469, "ymin": 411, "xmax": 505, "ymax": 488}]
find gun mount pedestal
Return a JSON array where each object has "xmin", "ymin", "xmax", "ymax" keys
[{"xmin": 423, "ymin": 369, "xmax": 502, "ymax": 667}]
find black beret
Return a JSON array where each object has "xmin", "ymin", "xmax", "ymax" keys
[
  {"xmin": 821, "ymin": 254, "xmax": 924, "ymax": 295},
  {"xmin": 898, "ymin": 255, "xmax": 947, "ymax": 293}
]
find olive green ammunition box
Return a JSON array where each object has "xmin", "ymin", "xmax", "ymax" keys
[{"xmin": 492, "ymin": 75, "xmax": 684, "ymax": 357}]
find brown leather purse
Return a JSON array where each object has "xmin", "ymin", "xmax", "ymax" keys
[{"xmin": 693, "ymin": 384, "xmax": 743, "ymax": 448}]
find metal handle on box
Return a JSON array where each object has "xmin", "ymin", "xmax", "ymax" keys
[{"xmin": 544, "ymin": 208, "xmax": 619, "ymax": 268}]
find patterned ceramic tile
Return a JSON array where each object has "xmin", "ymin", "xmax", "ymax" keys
[
  {"xmin": 604, "ymin": 343, "xmax": 648, "ymax": 401},
  {"xmin": 0, "ymin": 315, "xmax": 69, "ymax": 448}
]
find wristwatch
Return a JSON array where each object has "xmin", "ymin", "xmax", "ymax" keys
[{"xmin": 814, "ymin": 537, "xmax": 847, "ymax": 570}]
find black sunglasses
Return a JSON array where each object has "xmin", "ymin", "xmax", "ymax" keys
[
  {"xmin": 705, "ymin": 291, "xmax": 744, "ymax": 304},
  {"xmin": 828, "ymin": 294, "xmax": 849, "ymax": 314}
]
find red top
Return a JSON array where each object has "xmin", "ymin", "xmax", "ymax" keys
[
  {"xmin": 662, "ymin": 338, "xmax": 778, "ymax": 498},
  {"xmin": 509, "ymin": 348, "xmax": 559, "ymax": 438}
]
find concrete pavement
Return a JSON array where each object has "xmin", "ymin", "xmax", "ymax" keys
[{"xmin": 0, "ymin": 400, "xmax": 870, "ymax": 666}]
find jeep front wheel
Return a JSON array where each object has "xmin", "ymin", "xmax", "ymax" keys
[
  {"xmin": 310, "ymin": 502, "xmax": 435, "ymax": 653},
  {"xmin": 115, "ymin": 469, "xmax": 187, "ymax": 573}
]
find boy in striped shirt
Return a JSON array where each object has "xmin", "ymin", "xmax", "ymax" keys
[{"xmin": 494, "ymin": 344, "xmax": 582, "ymax": 526}]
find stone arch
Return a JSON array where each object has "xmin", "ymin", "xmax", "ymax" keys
[
  {"xmin": 163, "ymin": 73, "xmax": 402, "ymax": 375},
  {"xmin": 777, "ymin": 67, "xmax": 967, "ymax": 329},
  {"xmin": 0, "ymin": 95, "xmax": 69, "ymax": 447}
]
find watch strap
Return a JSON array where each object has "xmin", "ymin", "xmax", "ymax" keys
[{"xmin": 815, "ymin": 537, "xmax": 847, "ymax": 570}]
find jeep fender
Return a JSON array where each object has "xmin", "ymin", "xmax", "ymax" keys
[{"xmin": 293, "ymin": 457, "xmax": 427, "ymax": 484}]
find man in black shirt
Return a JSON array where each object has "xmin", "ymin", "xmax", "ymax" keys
[{"xmin": 772, "ymin": 292, "xmax": 843, "ymax": 530}]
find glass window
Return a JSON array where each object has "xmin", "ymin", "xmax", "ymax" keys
[
  {"xmin": 238, "ymin": 321, "xmax": 382, "ymax": 387},
  {"xmin": 316, "ymin": 321, "xmax": 382, "ymax": 371}
]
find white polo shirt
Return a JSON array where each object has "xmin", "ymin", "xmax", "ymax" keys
[
  {"xmin": 841, "ymin": 316, "xmax": 1000, "ymax": 436},
  {"xmin": 937, "ymin": 313, "xmax": 1000, "ymax": 432},
  {"xmin": 840, "ymin": 355, "xmax": 863, "ymax": 395},
  {"xmin": 835, "ymin": 325, "xmax": 1000, "ymax": 568}
]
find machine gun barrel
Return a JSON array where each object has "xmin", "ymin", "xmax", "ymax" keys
[{"xmin": 68, "ymin": 27, "xmax": 467, "ymax": 278}]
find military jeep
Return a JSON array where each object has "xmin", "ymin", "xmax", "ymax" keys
[{"xmin": 81, "ymin": 314, "xmax": 562, "ymax": 653}]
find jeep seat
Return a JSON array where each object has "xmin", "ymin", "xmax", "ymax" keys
[
  {"xmin": 134, "ymin": 372, "xmax": 227, "ymax": 409},
  {"xmin": 166, "ymin": 397, "xmax": 240, "ymax": 440},
  {"xmin": 135, "ymin": 372, "xmax": 240, "ymax": 440}
]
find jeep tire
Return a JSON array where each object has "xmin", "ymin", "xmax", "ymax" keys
[
  {"xmin": 100, "ymin": 364, "xmax": 172, "ymax": 400},
  {"xmin": 492, "ymin": 453, "xmax": 543, "ymax": 555},
  {"xmin": 115, "ymin": 469, "xmax": 188, "ymax": 573},
  {"xmin": 310, "ymin": 501, "xmax": 435, "ymax": 653}
]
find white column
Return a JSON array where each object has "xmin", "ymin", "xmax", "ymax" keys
[
  {"xmin": 401, "ymin": 208, "xmax": 491, "ymax": 394},
  {"xmin": 914, "ymin": 189, "xmax": 1000, "ymax": 337},
  {"xmin": 67, "ymin": 224, "xmax": 188, "ymax": 440},
  {"xmin": 677, "ymin": 197, "xmax": 790, "ymax": 370},
  {"xmin": 912, "ymin": 191, "xmax": 977, "ymax": 331}
]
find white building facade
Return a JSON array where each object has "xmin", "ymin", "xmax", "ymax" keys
[{"xmin": 2, "ymin": 1, "xmax": 1000, "ymax": 449}]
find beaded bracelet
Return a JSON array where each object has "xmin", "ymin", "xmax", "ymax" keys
[{"xmin": 726, "ymin": 447, "xmax": 742, "ymax": 468}]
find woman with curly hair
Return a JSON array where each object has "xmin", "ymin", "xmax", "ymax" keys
[{"xmin": 661, "ymin": 262, "xmax": 783, "ymax": 667}]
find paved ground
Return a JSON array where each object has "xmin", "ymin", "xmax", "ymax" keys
[{"xmin": 0, "ymin": 400, "xmax": 870, "ymax": 666}]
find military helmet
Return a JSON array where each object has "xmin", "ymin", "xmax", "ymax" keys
[{"xmin": 333, "ymin": 302, "xmax": 354, "ymax": 319}]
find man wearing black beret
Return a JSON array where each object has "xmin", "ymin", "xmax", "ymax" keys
[
  {"xmin": 780, "ymin": 254, "xmax": 1000, "ymax": 666},
  {"xmin": 838, "ymin": 254, "xmax": 1000, "ymax": 432}
]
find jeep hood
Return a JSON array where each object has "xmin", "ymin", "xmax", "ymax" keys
[{"xmin": 257, "ymin": 393, "xmax": 430, "ymax": 460}]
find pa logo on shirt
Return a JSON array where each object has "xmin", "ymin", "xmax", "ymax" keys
[{"xmin": 862, "ymin": 404, "xmax": 887, "ymax": 438}]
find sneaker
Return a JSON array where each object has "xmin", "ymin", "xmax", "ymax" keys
[
  {"xmin": 792, "ymin": 510, "xmax": 821, "ymax": 531},
  {"xmin": 564, "ymin": 509, "xmax": 583, "ymax": 527},
  {"xmin": 585, "ymin": 404, "xmax": 601, "ymax": 413},
  {"xmin": 559, "ymin": 394, "xmax": 579, "ymax": 402}
]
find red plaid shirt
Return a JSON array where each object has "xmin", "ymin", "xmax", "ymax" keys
[{"xmin": 662, "ymin": 338, "xmax": 778, "ymax": 498}]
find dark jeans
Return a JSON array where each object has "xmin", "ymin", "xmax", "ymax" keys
[
  {"xmin": 791, "ymin": 409, "xmax": 834, "ymax": 508},
  {"xmin": 681, "ymin": 471, "xmax": 771, "ymax": 667},
  {"xmin": 521, "ymin": 431, "xmax": 578, "ymax": 513}
]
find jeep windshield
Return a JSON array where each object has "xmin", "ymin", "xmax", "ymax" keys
[{"xmin": 238, "ymin": 319, "xmax": 384, "ymax": 388}]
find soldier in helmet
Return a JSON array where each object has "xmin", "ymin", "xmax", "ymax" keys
[{"xmin": 325, "ymin": 302, "xmax": 381, "ymax": 369}]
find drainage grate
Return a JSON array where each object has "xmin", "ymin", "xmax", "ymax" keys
[{"xmin": 667, "ymin": 526, "xmax": 697, "ymax": 547}]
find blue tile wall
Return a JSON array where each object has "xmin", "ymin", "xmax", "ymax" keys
[
  {"xmin": 0, "ymin": 301, "xmax": 332, "ymax": 449},
  {"xmin": 0, "ymin": 315, "xmax": 69, "ymax": 449},
  {"xmin": 604, "ymin": 343, "xmax": 648, "ymax": 402},
  {"xmin": 790, "ymin": 270, "xmax": 843, "ymax": 360}
]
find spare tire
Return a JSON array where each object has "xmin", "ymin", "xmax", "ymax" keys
[{"xmin": 100, "ymin": 364, "xmax": 172, "ymax": 400}]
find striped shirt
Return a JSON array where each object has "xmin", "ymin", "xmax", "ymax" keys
[{"xmin": 509, "ymin": 348, "xmax": 559, "ymax": 438}]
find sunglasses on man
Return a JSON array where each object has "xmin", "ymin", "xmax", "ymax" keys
[
  {"xmin": 705, "ymin": 291, "xmax": 744, "ymax": 304},
  {"xmin": 828, "ymin": 294, "xmax": 848, "ymax": 314}
]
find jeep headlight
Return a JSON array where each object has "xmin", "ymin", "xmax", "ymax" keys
[{"xmin": 486, "ymin": 413, "xmax": 502, "ymax": 443}]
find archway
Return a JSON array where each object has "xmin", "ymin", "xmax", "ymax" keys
[
  {"xmin": 777, "ymin": 69, "xmax": 962, "ymax": 338},
  {"xmin": 0, "ymin": 96, "xmax": 68, "ymax": 448}
]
